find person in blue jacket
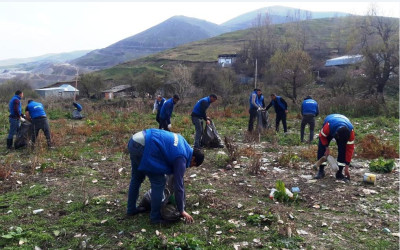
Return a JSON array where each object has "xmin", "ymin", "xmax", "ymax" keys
[
  {"xmin": 314, "ymin": 114, "xmax": 355, "ymax": 181},
  {"xmin": 153, "ymin": 95, "xmax": 166, "ymax": 129},
  {"xmin": 300, "ymin": 96, "xmax": 319, "ymax": 142},
  {"xmin": 72, "ymin": 102, "xmax": 84, "ymax": 119},
  {"xmin": 7, "ymin": 90, "xmax": 24, "ymax": 149},
  {"xmin": 25, "ymin": 100, "xmax": 52, "ymax": 148},
  {"xmin": 126, "ymin": 129, "xmax": 204, "ymax": 224},
  {"xmin": 265, "ymin": 94, "xmax": 288, "ymax": 133},
  {"xmin": 159, "ymin": 94, "xmax": 180, "ymax": 131},
  {"xmin": 191, "ymin": 94, "xmax": 223, "ymax": 149},
  {"xmin": 248, "ymin": 89, "xmax": 265, "ymax": 132}
]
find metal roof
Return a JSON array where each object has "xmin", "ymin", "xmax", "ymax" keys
[
  {"xmin": 325, "ymin": 55, "xmax": 363, "ymax": 67},
  {"xmin": 36, "ymin": 84, "xmax": 78, "ymax": 92},
  {"xmin": 101, "ymin": 85, "xmax": 133, "ymax": 93}
]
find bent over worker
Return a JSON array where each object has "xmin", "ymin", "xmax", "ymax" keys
[
  {"xmin": 314, "ymin": 114, "xmax": 355, "ymax": 181},
  {"xmin": 126, "ymin": 129, "xmax": 204, "ymax": 225}
]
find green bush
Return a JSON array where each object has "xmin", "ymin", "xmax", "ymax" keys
[{"xmin": 369, "ymin": 157, "xmax": 395, "ymax": 173}]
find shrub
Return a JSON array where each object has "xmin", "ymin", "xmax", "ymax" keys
[
  {"xmin": 369, "ymin": 157, "xmax": 395, "ymax": 173},
  {"xmin": 359, "ymin": 134, "xmax": 398, "ymax": 159}
]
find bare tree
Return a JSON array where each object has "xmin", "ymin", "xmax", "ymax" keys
[
  {"xmin": 356, "ymin": 6, "xmax": 399, "ymax": 102},
  {"xmin": 270, "ymin": 48, "xmax": 313, "ymax": 103},
  {"xmin": 168, "ymin": 64, "xmax": 193, "ymax": 102},
  {"xmin": 77, "ymin": 73, "xmax": 104, "ymax": 99}
]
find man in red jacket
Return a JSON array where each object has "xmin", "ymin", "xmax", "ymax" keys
[{"xmin": 314, "ymin": 114, "xmax": 355, "ymax": 181}]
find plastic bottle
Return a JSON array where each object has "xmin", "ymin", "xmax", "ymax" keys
[
  {"xmin": 285, "ymin": 188, "xmax": 294, "ymax": 199},
  {"xmin": 269, "ymin": 188, "xmax": 277, "ymax": 200}
]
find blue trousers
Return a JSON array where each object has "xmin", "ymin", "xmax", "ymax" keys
[
  {"xmin": 192, "ymin": 116, "xmax": 203, "ymax": 148},
  {"xmin": 8, "ymin": 117, "xmax": 20, "ymax": 140},
  {"xmin": 127, "ymin": 138, "xmax": 166, "ymax": 221}
]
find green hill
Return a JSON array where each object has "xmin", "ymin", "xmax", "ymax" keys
[{"xmin": 73, "ymin": 16, "xmax": 229, "ymax": 69}]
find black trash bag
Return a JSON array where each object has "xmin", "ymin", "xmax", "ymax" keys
[
  {"xmin": 72, "ymin": 110, "xmax": 84, "ymax": 120},
  {"xmin": 256, "ymin": 109, "xmax": 270, "ymax": 132},
  {"xmin": 14, "ymin": 121, "xmax": 32, "ymax": 149},
  {"xmin": 137, "ymin": 175, "xmax": 181, "ymax": 222},
  {"xmin": 200, "ymin": 120, "xmax": 222, "ymax": 148}
]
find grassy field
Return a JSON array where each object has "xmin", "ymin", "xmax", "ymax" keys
[{"xmin": 0, "ymin": 99, "xmax": 399, "ymax": 249}]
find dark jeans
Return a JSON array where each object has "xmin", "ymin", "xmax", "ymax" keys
[
  {"xmin": 8, "ymin": 117, "xmax": 20, "ymax": 140},
  {"xmin": 192, "ymin": 116, "xmax": 203, "ymax": 148},
  {"xmin": 31, "ymin": 117, "xmax": 51, "ymax": 146},
  {"xmin": 317, "ymin": 136, "xmax": 347, "ymax": 165},
  {"xmin": 275, "ymin": 112, "xmax": 287, "ymax": 132},
  {"xmin": 248, "ymin": 108, "xmax": 258, "ymax": 132},
  {"xmin": 127, "ymin": 138, "xmax": 166, "ymax": 222},
  {"xmin": 156, "ymin": 110, "xmax": 161, "ymax": 129},
  {"xmin": 300, "ymin": 115, "xmax": 315, "ymax": 142},
  {"xmin": 160, "ymin": 119, "xmax": 170, "ymax": 131}
]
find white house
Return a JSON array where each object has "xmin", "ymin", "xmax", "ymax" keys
[
  {"xmin": 218, "ymin": 54, "xmax": 237, "ymax": 67},
  {"xmin": 35, "ymin": 84, "xmax": 79, "ymax": 99}
]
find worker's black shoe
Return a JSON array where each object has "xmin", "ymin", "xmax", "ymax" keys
[
  {"xmin": 126, "ymin": 206, "xmax": 146, "ymax": 217},
  {"xmin": 150, "ymin": 219, "xmax": 173, "ymax": 225},
  {"xmin": 336, "ymin": 171, "xmax": 350, "ymax": 182},
  {"xmin": 6, "ymin": 139, "xmax": 13, "ymax": 149},
  {"xmin": 314, "ymin": 165, "xmax": 325, "ymax": 179}
]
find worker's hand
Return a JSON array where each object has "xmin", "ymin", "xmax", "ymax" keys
[
  {"xmin": 344, "ymin": 164, "xmax": 351, "ymax": 180},
  {"xmin": 206, "ymin": 120, "xmax": 211, "ymax": 125},
  {"xmin": 167, "ymin": 124, "xmax": 172, "ymax": 129},
  {"xmin": 324, "ymin": 147, "xmax": 330, "ymax": 156},
  {"xmin": 181, "ymin": 211, "xmax": 194, "ymax": 224},
  {"xmin": 152, "ymin": 109, "xmax": 156, "ymax": 114},
  {"xmin": 285, "ymin": 110, "xmax": 288, "ymax": 114}
]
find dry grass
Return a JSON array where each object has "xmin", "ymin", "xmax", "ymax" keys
[{"xmin": 359, "ymin": 134, "xmax": 399, "ymax": 159}]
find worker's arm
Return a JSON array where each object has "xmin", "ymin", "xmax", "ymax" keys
[{"xmin": 172, "ymin": 157, "xmax": 193, "ymax": 223}]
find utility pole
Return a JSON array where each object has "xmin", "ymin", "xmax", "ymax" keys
[
  {"xmin": 254, "ymin": 59, "xmax": 258, "ymax": 89},
  {"xmin": 74, "ymin": 66, "xmax": 79, "ymax": 102}
]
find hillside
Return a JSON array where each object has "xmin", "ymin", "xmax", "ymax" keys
[
  {"xmin": 98, "ymin": 16, "xmax": 363, "ymax": 81},
  {"xmin": 221, "ymin": 5, "xmax": 351, "ymax": 31},
  {"xmin": 73, "ymin": 16, "xmax": 229, "ymax": 70}
]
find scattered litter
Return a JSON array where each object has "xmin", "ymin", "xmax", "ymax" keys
[
  {"xmin": 232, "ymin": 161, "xmax": 238, "ymax": 165},
  {"xmin": 273, "ymin": 167, "xmax": 285, "ymax": 172},
  {"xmin": 307, "ymin": 179, "xmax": 317, "ymax": 183},
  {"xmin": 277, "ymin": 220, "xmax": 284, "ymax": 224},
  {"xmin": 66, "ymin": 200, "xmax": 73, "ymax": 204},
  {"xmin": 190, "ymin": 174, "xmax": 197, "ymax": 178},
  {"xmin": 92, "ymin": 179, "xmax": 98, "ymax": 183},
  {"xmin": 141, "ymin": 229, "xmax": 146, "ymax": 233},
  {"xmin": 313, "ymin": 204, "xmax": 320, "ymax": 209},
  {"xmin": 297, "ymin": 229, "xmax": 309, "ymax": 235},
  {"xmin": 291, "ymin": 187, "xmax": 300, "ymax": 193},
  {"xmin": 216, "ymin": 231, "xmax": 222, "ymax": 235},
  {"xmin": 260, "ymin": 167, "xmax": 267, "ymax": 171},
  {"xmin": 263, "ymin": 226, "xmax": 269, "ymax": 231},
  {"xmin": 192, "ymin": 211, "xmax": 200, "ymax": 215},
  {"xmin": 16, "ymin": 181, "xmax": 22, "ymax": 185},
  {"xmin": 53, "ymin": 230, "xmax": 60, "ymax": 236},
  {"xmin": 383, "ymin": 228, "xmax": 391, "ymax": 233},
  {"xmin": 362, "ymin": 189, "xmax": 378, "ymax": 195},
  {"xmin": 101, "ymin": 157, "xmax": 107, "ymax": 161},
  {"xmin": 101, "ymin": 220, "xmax": 108, "ymax": 224},
  {"xmin": 217, "ymin": 151, "xmax": 227, "ymax": 155},
  {"xmin": 321, "ymin": 222, "xmax": 328, "ymax": 227},
  {"xmin": 253, "ymin": 238, "xmax": 261, "ymax": 243},
  {"xmin": 392, "ymin": 233, "xmax": 400, "ymax": 237},
  {"xmin": 237, "ymin": 203, "xmax": 243, "ymax": 209},
  {"xmin": 234, "ymin": 165, "xmax": 241, "ymax": 169},
  {"xmin": 118, "ymin": 168, "xmax": 124, "ymax": 173},
  {"xmin": 33, "ymin": 209, "xmax": 44, "ymax": 214}
]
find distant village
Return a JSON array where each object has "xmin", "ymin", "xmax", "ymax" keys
[{"xmin": 31, "ymin": 53, "xmax": 364, "ymax": 100}]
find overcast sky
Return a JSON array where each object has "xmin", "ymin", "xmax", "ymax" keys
[{"xmin": 0, "ymin": 1, "xmax": 399, "ymax": 61}]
